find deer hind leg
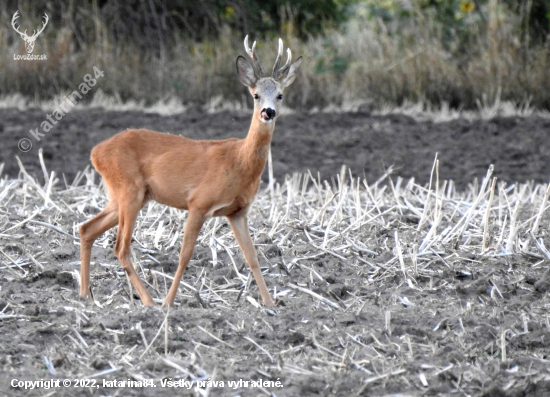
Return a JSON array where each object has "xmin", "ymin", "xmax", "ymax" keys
[
  {"xmin": 227, "ymin": 213, "xmax": 275, "ymax": 306},
  {"xmin": 114, "ymin": 189, "xmax": 156, "ymax": 306},
  {"xmin": 79, "ymin": 201, "xmax": 119, "ymax": 298},
  {"xmin": 163, "ymin": 210, "xmax": 206, "ymax": 307}
]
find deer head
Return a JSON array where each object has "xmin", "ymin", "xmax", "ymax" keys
[
  {"xmin": 237, "ymin": 36, "xmax": 302, "ymax": 123},
  {"xmin": 12, "ymin": 11, "xmax": 49, "ymax": 54}
]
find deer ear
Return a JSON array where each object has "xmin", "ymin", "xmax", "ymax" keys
[
  {"xmin": 236, "ymin": 56, "xmax": 257, "ymax": 88},
  {"xmin": 278, "ymin": 56, "xmax": 302, "ymax": 88}
]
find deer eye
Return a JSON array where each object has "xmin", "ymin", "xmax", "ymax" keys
[
  {"xmin": 277, "ymin": 94, "xmax": 283, "ymax": 100},
  {"xmin": 253, "ymin": 94, "xmax": 259, "ymax": 100}
]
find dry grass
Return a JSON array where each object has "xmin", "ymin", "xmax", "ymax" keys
[
  {"xmin": 1, "ymin": 3, "xmax": 550, "ymax": 110},
  {"xmin": 1, "ymin": 154, "xmax": 550, "ymax": 395},
  {"xmin": 1, "ymin": 91, "xmax": 550, "ymax": 123}
]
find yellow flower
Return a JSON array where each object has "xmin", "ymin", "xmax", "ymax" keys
[
  {"xmin": 225, "ymin": 6, "xmax": 235, "ymax": 17},
  {"xmin": 460, "ymin": 1, "xmax": 475, "ymax": 13}
]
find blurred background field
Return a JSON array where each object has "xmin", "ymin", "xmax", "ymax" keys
[{"xmin": 1, "ymin": 0, "xmax": 549, "ymax": 110}]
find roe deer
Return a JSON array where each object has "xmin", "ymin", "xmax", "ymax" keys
[{"xmin": 79, "ymin": 36, "xmax": 302, "ymax": 307}]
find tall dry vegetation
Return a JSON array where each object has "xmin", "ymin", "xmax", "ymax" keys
[{"xmin": 0, "ymin": 0, "xmax": 549, "ymax": 110}]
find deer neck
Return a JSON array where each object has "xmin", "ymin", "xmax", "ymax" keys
[{"xmin": 240, "ymin": 110, "xmax": 275, "ymax": 178}]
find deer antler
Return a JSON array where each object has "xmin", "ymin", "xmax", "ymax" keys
[
  {"xmin": 31, "ymin": 14, "xmax": 49, "ymax": 39},
  {"xmin": 272, "ymin": 38, "xmax": 292, "ymax": 79},
  {"xmin": 11, "ymin": 11, "xmax": 28, "ymax": 38},
  {"xmin": 244, "ymin": 35, "xmax": 264, "ymax": 78}
]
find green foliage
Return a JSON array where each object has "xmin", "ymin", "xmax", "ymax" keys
[
  {"xmin": 354, "ymin": 0, "xmax": 549, "ymax": 46},
  {"xmin": 502, "ymin": 0, "xmax": 550, "ymax": 44},
  {"xmin": 220, "ymin": 0, "xmax": 356, "ymax": 39},
  {"xmin": 1, "ymin": 0, "xmax": 355, "ymax": 50}
]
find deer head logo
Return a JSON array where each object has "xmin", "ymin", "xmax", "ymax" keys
[{"xmin": 11, "ymin": 11, "xmax": 49, "ymax": 54}]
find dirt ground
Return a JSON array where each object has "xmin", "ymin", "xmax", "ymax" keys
[
  {"xmin": 2, "ymin": 108, "xmax": 550, "ymax": 187},
  {"xmin": 1, "ymin": 109, "xmax": 550, "ymax": 397}
]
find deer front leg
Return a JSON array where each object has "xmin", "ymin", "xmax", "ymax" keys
[
  {"xmin": 227, "ymin": 213, "xmax": 275, "ymax": 307},
  {"xmin": 163, "ymin": 210, "xmax": 206, "ymax": 307}
]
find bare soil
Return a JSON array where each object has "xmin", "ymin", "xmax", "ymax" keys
[
  {"xmin": 0, "ymin": 109, "xmax": 550, "ymax": 396},
  {"xmin": 2, "ymin": 108, "xmax": 550, "ymax": 187}
]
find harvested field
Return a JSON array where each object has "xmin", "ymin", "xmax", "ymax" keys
[{"xmin": 1, "ymin": 142, "xmax": 550, "ymax": 396}]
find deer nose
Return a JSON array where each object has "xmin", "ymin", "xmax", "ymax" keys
[
  {"xmin": 260, "ymin": 108, "xmax": 276, "ymax": 121},
  {"xmin": 265, "ymin": 108, "xmax": 276, "ymax": 119}
]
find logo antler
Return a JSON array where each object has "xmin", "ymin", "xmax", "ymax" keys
[{"xmin": 12, "ymin": 11, "xmax": 49, "ymax": 54}]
